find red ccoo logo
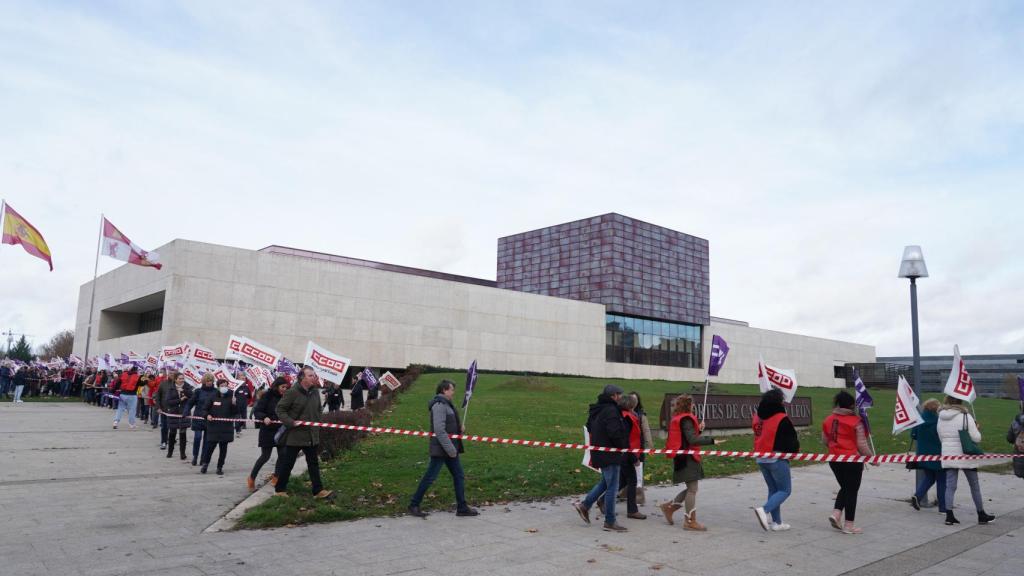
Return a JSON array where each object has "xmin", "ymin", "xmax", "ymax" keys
[
  {"xmin": 241, "ymin": 342, "xmax": 276, "ymax": 365},
  {"xmin": 311, "ymin": 349, "xmax": 346, "ymax": 372}
]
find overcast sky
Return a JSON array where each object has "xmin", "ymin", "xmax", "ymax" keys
[{"xmin": 1, "ymin": 1, "xmax": 1022, "ymax": 357}]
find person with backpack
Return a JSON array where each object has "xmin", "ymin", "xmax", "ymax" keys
[
  {"xmin": 1007, "ymin": 410, "xmax": 1024, "ymax": 479},
  {"xmin": 937, "ymin": 396, "xmax": 995, "ymax": 525}
]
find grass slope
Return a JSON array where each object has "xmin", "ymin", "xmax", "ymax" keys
[{"xmin": 238, "ymin": 373, "xmax": 1021, "ymax": 528}]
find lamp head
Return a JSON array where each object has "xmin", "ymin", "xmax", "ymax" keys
[{"xmin": 898, "ymin": 245, "xmax": 928, "ymax": 279}]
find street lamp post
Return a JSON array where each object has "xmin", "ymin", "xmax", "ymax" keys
[{"xmin": 898, "ymin": 246, "xmax": 928, "ymax": 396}]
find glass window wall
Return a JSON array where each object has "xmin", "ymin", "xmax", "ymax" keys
[{"xmin": 604, "ymin": 313, "xmax": 703, "ymax": 368}]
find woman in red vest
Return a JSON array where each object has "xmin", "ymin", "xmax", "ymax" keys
[
  {"xmin": 659, "ymin": 394, "xmax": 724, "ymax": 531},
  {"xmin": 618, "ymin": 394, "xmax": 646, "ymax": 520},
  {"xmin": 822, "ymin": 390, "xmax": 876, "ymax": 534},
  {"xmin": 752, "ymin": 389, "xmax": 800, "ymax": 531}
]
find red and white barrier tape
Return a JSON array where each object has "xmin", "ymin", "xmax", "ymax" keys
[{"xmin": 157, "ymin": 411, "xmax": 1018, "ymax": 464}]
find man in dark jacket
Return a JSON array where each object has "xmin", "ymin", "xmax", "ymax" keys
[
  {"xmin": 574, "ymin": 384, "xmax": 629, "ymax": 532},
  {"xmin": 274, "ymin": 366, "xmax": 333, "ymax": 499},
  {"xmin": 407, "ymin": 380, "xmax": 478, "ymax": 518},
  {"xmin": 155, "ymin": 369, "xmax": 173, "ymax": 449}
]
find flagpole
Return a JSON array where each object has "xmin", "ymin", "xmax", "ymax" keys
[
  {"xmin": 83, "ymin": 214, "xmax": 103, "ymax": 369},
  {"xmin": 700, "ymin": 375, "xmax": 710, "ymax": 424},
  {"xmin": 462, "ymin": 402, "xmax": 470, "ymax": 430}
]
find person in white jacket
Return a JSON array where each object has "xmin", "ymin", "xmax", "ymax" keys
[{"xmin": 936, "ymin": 397, "xmax": 996, "ymax": 526}]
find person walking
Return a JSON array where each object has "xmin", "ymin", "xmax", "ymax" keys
[
  {"xmin": 659, "ymin": 394, "xmax": 723, "ymax": 531},
  {"xmin": 273, "ymin": 366, "xmax": 334, "ymax": 499},
  {"xmin": 248, "ymin": 377, "xmax": 289, "ymax": 491},
  {"xmin": 823, "ymin": 391, "xmax": 876, "ymax": 534},
  {"xmin": 938, "ymin": 397, "xmax": 996, "ymax": 525},
  {"xmin": 349, "ymin": 373, "xmax": 365, "ymax": 411},
  {"xmin": 13, "ymin": 365, "xmax": 28, "ymax": 403},
  {"xmin": 407, "ymin": 380, "xmax": 479, "ymax": 518},
  {"xmin": 324, "ymin": 381, "xmax": 344, "ymax": 412},
  {"xmin": 146, "ymin": 372, "xmax": 162, "ymax": 428},
  {"xmin": 910, "ymin": 399, "xmax": 946, "ymax": 513},
  {"xmin": 1007, "ymin": 410, "xmax": 1024, "ymax": 479},
  {"xmin": 617, "ymin": 394, "xmax": 645, "ymax": 520},
  {"xmin": 622, "ymin": 391, "xmax": 654, "ymax": 506},
  {"xmin": 156, "ymin": 369, "xmax": 174, "ymax": 449},
  {"xmin": 163, "ymin": 373, "xmax": 192, "ymax": 460},
  {"xmin": 752, "ymin": 389, "xmax": 799, "ymax": 532},
  {"xmin": 573, "ymin": 384, "xmax": 629, "ymax": 532},
  {"xmin": 233, "ymin": 383, "xmax": 251, "ymax": 437},
  {"xmin": 200, "ymin": 380, "xmax": 237, "ymax": 475},
  {"xmin": 184, "ymin": 373, "xmax": 217, "ymax": 466}
]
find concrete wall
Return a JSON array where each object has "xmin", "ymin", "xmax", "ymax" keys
[{"xmin": 74, "ymin": 239, "xmax": 875, "ymax": 386}]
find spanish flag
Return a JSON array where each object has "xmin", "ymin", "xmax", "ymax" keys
[{"xmin": 2, "ymin": 201, "xmax": 53, "ymax": 271}]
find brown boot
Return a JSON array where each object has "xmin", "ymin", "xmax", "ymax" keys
[
  {"xmin": 270, "ymin": 474, "xmax": 278, "ymax": 487},
  {"xmin": 659, "ymin": 502, "xmax": 682, "ymax": 525},
  {"xmin": 246, "ymin": 476, "xmax": 256, "ymax": 492},
  {"xmin": 683, "ymin": 510, "xmax": 707, "ymax": 531}
]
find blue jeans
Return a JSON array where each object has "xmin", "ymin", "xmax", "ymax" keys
[
  {"xmin": 758, "ymin": 460, "xmax": 792, "ymax": 524},
  {"xmin": 192, "ymin": 429, "xmax": 206, "ymax": 461},
  {"xmin": 60, "ymin": 380, "xmax": 71, "ymax": 396},
  {"xmin": 114, "ymin": 395, "xmax": 137, "ymax": 425},
  {"xmin": 160, "ymin": 414, "xmax": 169, "ymax": 444},
  {"xmin": 410, "ymin": 456, "xmax": 466, "ymax": 510},
  {"xmin": 915, "ymin": 467, "xmax": 947, "ymax": 512},
  {"xmin": 13, "ymin": 385, "xmax": 25, "ymax": 402},
  {"xmin": 583, "ymin": 465, "xmax": 621, "ymax": 525}
]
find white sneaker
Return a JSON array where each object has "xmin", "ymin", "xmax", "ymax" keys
[
  {"xmin": 754, "ymin": 507, "xmax": 770, "ymax": 531},
  {"xmin": 112, "ymin": 423, "xmax": 118, "ymax": 429},
  {"xmin": 770, "ymin": 522, "xmax": 791, "ymax": 531}
]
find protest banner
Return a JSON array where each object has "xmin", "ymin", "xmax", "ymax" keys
[
  {"xmin": 304, "ymin": 341, "xmax": 351, "ymax": 384},
  {"xmin": 236, "ymin": 337, "xmax": 281, "ymax": 369},
  {"xmin": 757, "ymin": 356, "xmax": 798, "ymax": 403},
  {"xmin": 187, "ymin": 342, "xmax": 219, "ymax": 369},
  {"xmin": 379, "ymin": 371, "xmax": 402, "ymax": 391},
  {"xmin": 224, "ymin": 334, "xmax": 245, "ymax": 361}
]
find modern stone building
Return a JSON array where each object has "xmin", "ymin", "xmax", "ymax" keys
[{"xmin": 73, "ymin": 214, "xmax": 875, "ymax": 386}]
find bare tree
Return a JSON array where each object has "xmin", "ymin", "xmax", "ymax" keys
[{"xmin": 40, "ymin": 330, "xmax": 74, "ymax": 360}]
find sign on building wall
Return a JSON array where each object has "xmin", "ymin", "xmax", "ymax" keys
[{"xmin": 658, "ymin": 393, "xmax": 813, "ymax": 431}]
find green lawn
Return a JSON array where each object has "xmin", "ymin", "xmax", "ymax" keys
[{"xmin": 238, "ymin": 373, "xmax": 1021, "ymax": 528}]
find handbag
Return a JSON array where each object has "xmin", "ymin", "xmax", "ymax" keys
[{"xmin": 958, "ymin": 413, "xmax": 984, "ymax": 455}]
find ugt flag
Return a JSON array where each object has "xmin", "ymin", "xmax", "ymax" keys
[
  {"xmin": 361, "ymin": 367, "xmax": 379, "ymax": 390},
  {"xmin": 943, "ymin": 345, "xmax": 977, "ymax": 403},
  {"xmin": 462, "ymin": 359, "xmax": 478, "ymax": 409},
  {"xmin": 707, "ymin": 335, "xmax": 729, "ymax": 376},
  {"xmin": 893, "ymin": 375, "xmax": 925, "ymax": 434},
  {"xmin": 102, "ymin": 216, "xmax": 162, "ymax": 269},
  {"xmin": 853, "ymin": 367, "xmax": 874, "ymax": 434},
  {"xmin": 758, "ymin": 356, "xmax": 798, "ymax": 403}
]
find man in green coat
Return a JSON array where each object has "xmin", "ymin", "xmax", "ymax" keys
[{"xmin": 274, "ymin": 366, "xmax": 334, "ymax": 499}]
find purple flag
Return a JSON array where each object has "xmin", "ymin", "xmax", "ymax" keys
[
  {"xmin": 276, "ymin": 357, "xmax": 298, "ymax": 377},
  {"xmin": 119, "ymin": 353, "xmax": 129, "ymax": 364},
  {"xmin": 1018, "ymin": 376, "xmax": 1024, "ymax": 402},
  {"xmin": 462, "ymin": 360, "xmax": 478, "ymax": 409},
  {"xmin": 707, "ymin": 335, "xmax": 729, "ymax": 376},
  {"xmin": 361, "ymin": 367, "xmax": 378, "ymax": 390},
  {"xmin": 853, "ymin": 367, "xmax": 873, "ymax": 434}
]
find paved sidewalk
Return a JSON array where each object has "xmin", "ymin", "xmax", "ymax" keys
[{"xmin": 1, "ymin": 402, "xmax": 1021, "ymax": 576}]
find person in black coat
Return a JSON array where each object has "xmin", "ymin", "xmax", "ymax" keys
[
  {"xmin": 184, "ymin": 373, "xmax": 217, "ymax": 466},
  {"xmin": 573, "ymin": 384, "xmax": 630, "ymax": 532},
  {"xmin": 324, "ymin": 381, "xmax": 343, "ymax": 412},
  {"xmin": 164, "ymin": 373, "xmax": 192, "ymax": 460},
  {"xmin": 349, "ymin": 373, "xmax": 365, "ymax": 411},
  {"xmin": 247, "ymin": 377, "xmax": 289, "ymax": 491},
  {"xmin": 200, "ymin": 380, "xmax": 237, "ymax": 475},
  {"xmin": 233, "ymin": 384, "xmax": 251, "ymax": 436}
]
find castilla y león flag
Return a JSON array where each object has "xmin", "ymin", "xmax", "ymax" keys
[
  {"xmin": 943, "ymin": 345, "xmax": 977, "ymax": 403},
  {"xmin": 102, "ymin": 217, "xmax": 162, "ymax": 269},
  {"xmin": 2, "ymin": 202, "xmax": 53, "ymax": 270}
]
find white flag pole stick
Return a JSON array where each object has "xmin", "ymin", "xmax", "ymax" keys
[
  {"xmin": 82, "ymin": 214, "xmax": 103, "ymax": 367},
  {"xmin": 462, "ymin": 401, "xmax": 470, "ymax": 430},
  {"xmin": 700, "ymin": 376, "xmax": 710, "ymax": 424}
]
